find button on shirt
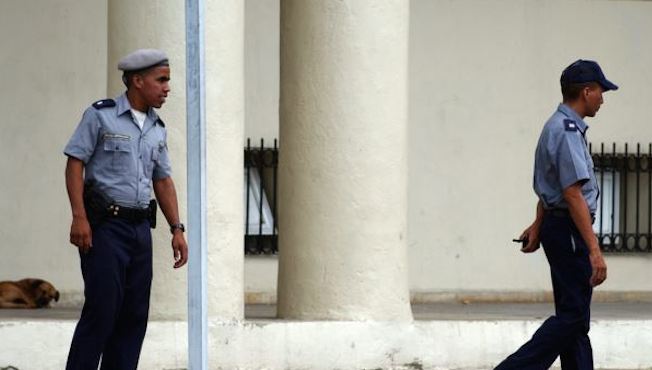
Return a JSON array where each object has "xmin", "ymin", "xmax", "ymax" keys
[
  {"xmin": 64, "ymin": 94, "xmax": 172, "ymax": 208},
  {"xmin": 533, "ymin": 104, "xmax": 599, "ymax": 213}
]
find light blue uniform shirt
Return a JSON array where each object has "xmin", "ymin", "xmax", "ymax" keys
[
  {"xmin": 64, "ymin": 94, "xmax": 172, "ymax": 208},
  {"xmin": 533, "ymin": 104, "xmax": 599, "ymax": 213}
]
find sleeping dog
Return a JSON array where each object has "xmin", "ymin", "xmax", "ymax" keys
[{"xmin": 0, "ymin": 278, "xmax": 60, "ymax": 308}]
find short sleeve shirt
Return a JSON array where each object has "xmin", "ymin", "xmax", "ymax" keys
[
  {"xmin": 64, "ymin": 94, "xmax": 172, "ymax": 208},
  {"xmin": 533, "ymin": 104, "xmax": 599, "ymax": 213}
]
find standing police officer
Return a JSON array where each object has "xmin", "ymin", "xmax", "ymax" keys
[
  {"xmin": 495, "ymin": 60, "xmax": 616, "ymax": 369},
  {"xmin": 64, "ymin": 49, "xmax": 188, "ymax": 369}
]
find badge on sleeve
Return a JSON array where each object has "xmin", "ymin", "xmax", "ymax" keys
[
  {"xmin": 92, "ymin": 99, "xmax": 116, "ymax": 109},
  {"xmin": 564, "ymin": 119, "xmax": 577, "ymax": 132}
]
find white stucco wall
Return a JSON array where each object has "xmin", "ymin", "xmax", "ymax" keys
[
  {"xmin": 245, "ymin": 0, "xmax": 280, "ymax": 144},
  {"xmin": 2, "ymin": 0, "xmax": 651, "ymax": 304},
  {"xmin": 243, "ymin": 0, "xmax": 652, "ymax": 299},
  {"xmin": 243, "ymin": 0, "xmax": 282, "ymax": 301},
  {"xmin": 407, "ymin": 0, "xmax": 652, "ymax": 295},
  {"xmin": 0, "ymin": 0, "xmax": 107, "ymax": 297}
]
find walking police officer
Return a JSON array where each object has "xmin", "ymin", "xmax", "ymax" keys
[
  {"xmin": 495, "ymin": 60, "xmax": 616, "ymax": 369},
  {"xmin": 64, "ymin": 49, "xmax": 188, "ymax": 369}
]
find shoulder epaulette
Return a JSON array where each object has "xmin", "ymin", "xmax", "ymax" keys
[
  {"xmin": 563, "ymin": 119, "xmax": 577, "ymax": 132},
  {"xmin": 156, "ymin": 118, "xmax": 166, "ymax": 127},
  {"xmin": 92, "ymin": 99, "xmax": 116, "ymax": 109}
]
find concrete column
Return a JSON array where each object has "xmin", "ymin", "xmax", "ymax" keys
[
  {"xmin": 204, "ymin": 0, "xmax": 246, "ymax": 321},
  {"xmin": 277, "ymin": 0, "xmax": 412, "ymax": 321},
  {"xmin": 108, "ymin": 0, "xmax": 244, "ymax": 321}
]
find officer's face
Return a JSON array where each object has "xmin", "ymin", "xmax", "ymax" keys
[
  {"xmin": 583, "ymin": 84, "xmax": 604, "ymax": 118},
  {"xmin": 135, "ymin": 66, "xmax": 171, "ymax": 109}
]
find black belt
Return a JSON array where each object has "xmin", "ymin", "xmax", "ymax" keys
[
  {"xmin": 107, "ymin": 204, "xmax": 150, "ymax": 222},
  {"xmin": 545, "ymin": 208, "xmax": 595, "ymax": 224},
  {"xmin": 546, "ymin": 208, "xmax": 571, "ymax": 217}
]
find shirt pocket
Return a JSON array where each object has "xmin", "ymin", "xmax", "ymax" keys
[{"xmin": 103, "ymin": 137, "xmax": 132, "ymax": 172}]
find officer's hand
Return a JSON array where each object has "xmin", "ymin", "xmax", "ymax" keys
[
  {"xmin": 70, "ymin": 216, "xmax": 92, "ymax": 253},
  {"xmin": 589, "ymin": 250, "xmax": 607, "ymax": 287},
  {"xmin": 520, "ymin": 223, "xmax": 541, "ymax": 253},
  {"xmin": 171, "ymin": 231, "xmax": 188, "ymax": 269}
]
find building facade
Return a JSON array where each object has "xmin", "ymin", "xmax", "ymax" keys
[{"xmin": 1, "ymin": 0, "xmax": 651, "ymax": 368}]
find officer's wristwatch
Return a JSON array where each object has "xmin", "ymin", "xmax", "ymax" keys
[{"xmin": 170, "ymin": 223, "xmax": 185, "ymax": 234}]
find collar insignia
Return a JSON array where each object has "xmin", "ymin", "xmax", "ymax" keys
[{"xmin": 564, "ymin": 119, "xmax": 577, "ymax": 132}]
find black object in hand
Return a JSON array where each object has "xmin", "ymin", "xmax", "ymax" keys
[{"xmin": 512, "ymin": 238, "xmax": 529, "ymax": 248}]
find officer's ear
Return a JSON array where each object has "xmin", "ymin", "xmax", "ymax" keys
[
  {"xmin": 578, "ymin": 85, "xmax": 595, "ymax": 104},
  {"xmin": 132, "ymin": 73, "xmax": 145, "ymax": 89},
  {"xmin": 582, "ymin": 83, "xmax": 603, "ymax": 101}
]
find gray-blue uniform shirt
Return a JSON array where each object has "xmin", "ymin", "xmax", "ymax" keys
[
  {"xmin": 533, "ymin": 103, "xmax": 599, "ymax": 214},
  {"xmin": 64, "ymin": 94, "xmax": 172, "ymax": 209}
]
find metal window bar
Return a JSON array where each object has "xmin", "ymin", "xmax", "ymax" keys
[
  {"xmin": 244, "ymin": 138, "xmax": 279, "ymax": 254},
  {"xmin": 591, "ymin": 142, "xmax": 652, "ymax": 253}
]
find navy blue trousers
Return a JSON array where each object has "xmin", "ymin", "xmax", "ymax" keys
[
  {"xmin": 66, "ymin": 218, "xmax": 153, "ymax": 370},
  {"xmin": 495, "ymin": 213, "xmax": 594, "ymax": 370}
]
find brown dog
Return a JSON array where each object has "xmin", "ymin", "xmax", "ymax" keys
[{"xmin": 0, "ymin": 278, "xmax": 60, "ymax": 308}]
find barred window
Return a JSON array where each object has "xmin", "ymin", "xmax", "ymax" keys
[
  {"xmin": 591, "ymin": 143, "xmax": 652, "ymax": 253},
  {"xmin": 244, "ymin": 138, "xmax": 278, "ymax": 255}
]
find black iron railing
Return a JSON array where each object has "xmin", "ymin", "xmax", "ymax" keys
[
  {"xmin": 590, "ymin": 142, "xmax": 652, "ymax": 253},
  {"xmin": 244, "ymin": 138, "xmax": 278, "ymax": 255}
]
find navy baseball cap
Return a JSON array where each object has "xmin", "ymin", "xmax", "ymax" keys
[{"xmin": 560, "ymin": 59, "xmax": 618, "ymax": 91}]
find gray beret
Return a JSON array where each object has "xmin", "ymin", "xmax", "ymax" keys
[{"xmin": 118, "ymin": 49, "xmax": 169, "ymax": 71}]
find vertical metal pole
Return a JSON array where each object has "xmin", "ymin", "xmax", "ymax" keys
[
  {"xmin": 186, "ymin": 0, "xmax": 207, "ymax": 368},
  {"xmin": 245, "ymin": 139, "xmax": 251, "ymax": 254},
  {"xmin": 599, "ymin": 143, "xmax": 604, "ymax": 236},
  {"xmin": 258, "ymin": 139, "xmax": 265, "ymax": 242},
  {"xmin": 272, "ymin": 139, "xmax": 279, "ymax": 253},
  {"xmin": 246, "ymin": 139, "xmax": 251, "ymax": 236},
  {"xmin": 636, "ymin": 143, "xmax": 641, "ymax": 237},
  {"xmin": 624, "ymin": 143, "xmax": 629, "ymax": 247},
  {"xmin": 611, "ymin": 143, "xmax": 616, "ymax": 241},
  {"xmin": 648, "ymin": 143, "xmax": 651, "ymax": 246}
]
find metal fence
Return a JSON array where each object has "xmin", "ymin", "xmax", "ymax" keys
[
  {"xmin": 244, "ymin": 139, "xmax": 278, "ymax": 255},
  {"xmin": 590, "ymin": 142, "xmax": 652, "ymax": 253}
]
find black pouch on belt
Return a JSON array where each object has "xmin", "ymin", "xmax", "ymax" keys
[
  {"xmin": 83, "ymin": 180, "xmax": 113, "ymax": 226},
  {"xmin": 148, "ymin": 199, "xmax": 158, "ymax": 229}
]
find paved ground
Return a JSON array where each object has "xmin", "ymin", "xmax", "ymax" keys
[
  {"xmin": 1, "ymin": 302, "xmax": 651, "ymax": 321},
  {"xmin": 410, "ymin": 301, "xmax": 652, "ymax": 321},
  {"xmin": 248, "ymin": 302, "xmax": 652, "ymax": 321}
]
